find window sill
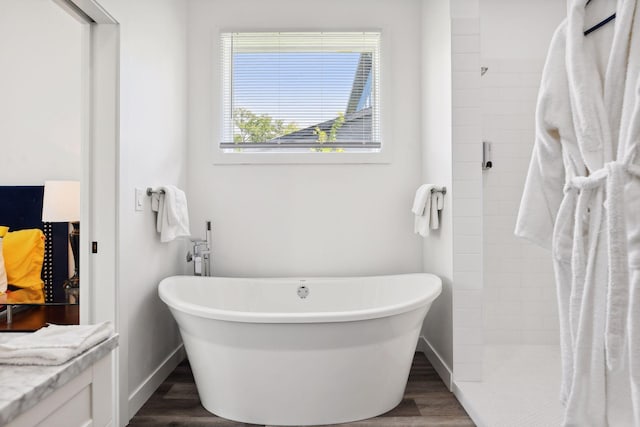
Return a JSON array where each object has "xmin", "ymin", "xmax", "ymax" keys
[{"xmin": 211, "ymin": 148, "xmax": 393, "ymax": 165}]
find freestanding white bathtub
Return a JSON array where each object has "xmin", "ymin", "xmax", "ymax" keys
[{"xmin": 159, "ymin": 273, "xmax": 442, "ymax": 426}]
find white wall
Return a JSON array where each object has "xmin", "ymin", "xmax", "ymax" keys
[
  {"xmin": 0, "ymin": 0, "xmax": 81, "ymax": 185},
  {"xmin": 97, "ymin": 0, "xmax": 189, "ymax": 424},
  {"xmin": 188, "ymin": 0, "xmax": 423, "ymax": 278},
  {"xmin": 480, "ymin": 0, "xmax": 565, "ymax": 344},
  {"xmin": 420, "ymin": 0, "xmax": 454, "ymax": 382}
]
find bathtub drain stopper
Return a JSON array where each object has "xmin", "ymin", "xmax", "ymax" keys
[{"xmin": 297, "ymin": 284, "xmax": 309, "ymax": 299}]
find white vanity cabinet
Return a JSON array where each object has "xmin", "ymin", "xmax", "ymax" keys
[{"xmin": 0, "ymin": 335, "xmax": 117, "ymax": 427}]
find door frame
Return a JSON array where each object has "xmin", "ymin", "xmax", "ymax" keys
[{"xmin": 52, "ymin": 0, "xmax": 121, "ymax": 424}]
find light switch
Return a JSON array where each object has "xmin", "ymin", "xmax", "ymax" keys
[{"xmin": 135, "ymin": 188, "xmax": 144, "ymax": 212}]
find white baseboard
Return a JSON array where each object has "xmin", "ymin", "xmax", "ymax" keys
[
  {"xmin": 452, "ymin": 382, "xmax": 487, "ymax": 427},
  {"xmin": 127, "ymin": 344, "xmax": 186, "ymax": 420},
  {"xmin": 417, "ymin": 336, "xmax": 453, "ymax": 391}
]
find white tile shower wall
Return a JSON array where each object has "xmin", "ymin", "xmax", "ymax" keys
[
  {"xmin": 479, "ymin": 0, "xmax": 566, "ymax": 347},
  {"xmin": 481, "ymin": 59, "xmax": 559, "ymax": 345},
  {"xmin": 451, "ymin": 0, "xmax": 483, "ymax": 382}
]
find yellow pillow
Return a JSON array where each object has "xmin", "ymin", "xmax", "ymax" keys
[
  {"xmin": 0, "ymin": 226, "xmax": 8, "ymax": 294},
  {"xmin": 3, "ymin": 229, "xmax": 45, "ymax": 303},
  {"xmin": 6, "ymin": 287, "xmax": 45, "ymax": 304}
]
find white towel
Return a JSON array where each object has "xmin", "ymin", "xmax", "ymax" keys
[
  {"xmin": 412, "ymin": 184, "xmax": 433, "ymax": 216},
  {"xmin": 0, "ymin": 322, "xmax": 113, "ymax": 366},
  {"xmin": 151, "ymin": 193, "xmax": 160, "ymax": 211},
  {"xmin": 431, "ymin": 192, "xmax": 444, "ymax": 230},
  {"xmin": 151, "ymin": 185, "xmax": 191, "ymax": 243},
  {"xmin": 413, "ymin": 184, "xmax": 434, "ymax": 236},
  {"xmin": 412, "ymin": 184, "xmax": 443, "ymax": 236}
]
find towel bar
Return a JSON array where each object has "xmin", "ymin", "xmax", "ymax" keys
[
  {"xmin": 146, "ymin": 187, "xmax": 165, "ymax": 196},
  {"xmin": 430, "ymin": 187, "xmax": 446, "ymax": 195}
]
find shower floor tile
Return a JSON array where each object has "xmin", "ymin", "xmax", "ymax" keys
[
  {"xmin": 128, "ymin": 352, "xmax": 475, "ymax": 427},
  {"xmin": 455, "ymin": 345, "xmax": 563, "ymax": 427}
]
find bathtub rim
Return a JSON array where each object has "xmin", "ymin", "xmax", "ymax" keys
[{"xmin": 159, "ymin": 273, "xmax": 442, "ymax": 324}]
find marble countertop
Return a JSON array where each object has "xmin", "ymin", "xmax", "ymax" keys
[{"xmin": 0, "ymin": 332, "xmax": 118, "ymax": 426}]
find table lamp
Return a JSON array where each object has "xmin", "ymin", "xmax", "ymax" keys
[{"xmin": 42, "ymin": 180, "xmax": 80, "ymax": 303}]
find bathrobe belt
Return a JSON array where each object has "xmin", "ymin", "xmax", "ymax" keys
[{"xmin": 563, "ymin": 154, "xmax": 640, "ymax": 370}]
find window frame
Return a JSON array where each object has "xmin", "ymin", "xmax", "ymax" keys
[{"xmin": 212, "ymin": 29, "xmax": 392, "ymax": 165}]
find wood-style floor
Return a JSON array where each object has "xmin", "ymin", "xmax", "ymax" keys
[{"xmin": 128, "ymin": 353, "xmax": 475, "ymax": 427}]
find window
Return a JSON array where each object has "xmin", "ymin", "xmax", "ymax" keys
[{"xmin": 220, "ymin": 31, "xmax": 381, "ymax": 154}]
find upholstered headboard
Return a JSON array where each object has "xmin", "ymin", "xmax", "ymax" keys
[{"xmin": 0, "ymin": 186, "xmax": 69, "ymax": 303}]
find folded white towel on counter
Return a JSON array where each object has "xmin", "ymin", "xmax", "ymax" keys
[
  {"xmin": 0, "ymin": 321, "xmax": 113, "ymax": 366},
  {"xmin": 151, "ymin": 185, "xmax": 191, "ymax": 242},
  {"xmin": 412, "ymin": 184, "xmax": 444, "ymax": 236}
]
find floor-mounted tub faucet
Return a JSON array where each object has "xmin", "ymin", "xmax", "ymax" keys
[{"xmin": 187, "ymin": 221, "xmax": 212, "ymax": 276}]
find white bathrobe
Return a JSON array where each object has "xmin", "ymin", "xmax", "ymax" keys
[{"xmin": 515, "ymin": 0, "xmax": 640, "ymax": 425}]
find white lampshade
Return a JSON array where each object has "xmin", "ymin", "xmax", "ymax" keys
[{"xmin": 42, "ymin": 180, "xmax": 80, "ymax": 222}]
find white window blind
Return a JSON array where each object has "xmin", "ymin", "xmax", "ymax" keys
[{"xmin": 220, "ymin": 31, "xmax": 381, "ymax": 153}]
